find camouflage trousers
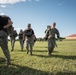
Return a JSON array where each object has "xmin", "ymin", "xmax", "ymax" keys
[
  {"xmin": 48, "ymin": 38, "xmax": 56, "ymax": 48},
  {"xmin": 10, "ymin": 37, "xmax": 15, "ymax": 50},
  {"xmin": 19, "ymin": 39, "xmax": 24, "ymax": 50},
  {"xmin": 25, "ymin": 38, "xmax": 34, "ymax": 55},
  {"xmin": 0, "ymin": 30, "xmax": 10, "ymax": 64},
  {"xmin": 47, "ymin": 38, "xmax": 56, "ymax": 55}
]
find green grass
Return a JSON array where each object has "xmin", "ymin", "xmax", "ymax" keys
[{"xmin": 0, "ymin": 40, "xmax": 76, "ymax": 75}]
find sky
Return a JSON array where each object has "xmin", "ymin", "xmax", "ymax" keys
[{"xmin": 0, "ymin": 0, "xmax": 76, "ymax": 38}]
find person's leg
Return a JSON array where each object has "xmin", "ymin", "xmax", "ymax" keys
[
  {"xmin": 50, "ymin": 40, "xmax": 56, "ymax": 53},
  {"xmin": 29, "ymin": 40, "xmax": 34, "ymax": 55},
  {"xmin": 10, "ymin": 38, "xmax": 12, "ymax": 47},
  {"xmin": 1, "ymin": 36, "xmax": 10, "ymax": 66},
  {"xmin": 26, "ymin": 40, "xmax": 29, "ymax": 54},
  {"xmin": 48, "ymin": 39, "xmax": 53, "ymax": 56},
  {"xmin": 1, "ymin": 45, "xmax": 10, "ymax": 65},
  {"xmin": 19, "ymin": 39, "xmax": 23, "ymax": 51},
  {"xmin": 11, "ymin": 38, "xmax": 13, "ymax": 51},
  {"xmin": 21, "ymin": 39, "xmax": 24, "ymax": 51},
  {"xmin": 30, "ymin": 44, "xmax": 32, "ymax": 55},
  {"xmin": 11, "ymin": 38, "xmax": 15, "ymax": 51}
]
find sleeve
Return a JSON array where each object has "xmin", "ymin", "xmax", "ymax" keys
[
  {"xmin": 56, "ymin": 29, "xmax": 60, "ymax": 38},
  {"xmin": 45, "ymin": 30, "xmax": 49, "ymax": 37},
  {"xmin": 32, "ymin": 29, "xmax": 34, "ymax": 35},
  {"xmin": 45, "ymin": 29, "xmax": 47, "ymax": 33}
]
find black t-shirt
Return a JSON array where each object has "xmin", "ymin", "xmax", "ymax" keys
[
  {"xmin": 0, "ymin": 16, "xmax": 8, "ymax": 31},
  {"xmin": 19, "ymin": 33, "xmax": 23, "ymax": 39},
  {"xmin": 24, "ymin": 29, "xmax": 34, "ymax": 37}
]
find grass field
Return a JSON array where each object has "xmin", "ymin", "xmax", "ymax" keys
[{"xmin": 0, "ymin": 40, "xmax": 76, "ymax": 75}]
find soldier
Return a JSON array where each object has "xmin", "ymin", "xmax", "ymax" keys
[
  {"xmin": 10, "ymin": 27, "xmax": 18, "ymax": 51},
  {"xmin": 44, "ymin": 25, "xmax": 51, "ymax": 41},
  {"xmin": 0, "ymin": 15, "xmax": 13, "ymax": 66},
  {"xmin": 23, "ymin": 24, "xmax": 35, "ymax": 55},
  {"xmin": 1, "ymin": 15, "xmax": 13, "ymax": 36},
  {"xmin": 45, "ymin": 22, "xmax": 60, "ymax": 56},
  {"xmin": 19, "ymin": 29, "xmax": 24, "ymax": 51},
  {"xmin": 45, "ymin": 25, "xmax": 51, "ymax": 34}
]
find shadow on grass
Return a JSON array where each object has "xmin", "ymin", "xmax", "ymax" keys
[
  {"xmin": 0, "ymin": 64, "xmax": 48, "ymax": 75},
  {"xmin": 34, "ymin": 46, "xmax": 48, "ymax": 48},
  {"xmin": 33, "ymin": 50, "xmax": 58, "ymax": 53},
  {"xmin": 51, "ymin": 55, "xmax": 76, "ymax": 60},
  {"xmin": 0, "ymin": 63, "xmax": 76, "ymax": 75},
  {"xmin": 10, "ymin": 49, "xmax": 26, "ymax": 52},
  {"xmin": 32, "ymin": 54, "xmax": 76, "ymax": 60},
  {"xmin": 11, "ymin": 49, "xmax": 58, "ymax": 53},
  {"xmin": 33, "ymin": 50, "xmax": 47, "ymax": 52}
]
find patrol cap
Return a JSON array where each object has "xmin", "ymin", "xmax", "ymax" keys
[
  {"xmin": 52, "ymin": 22, "xmax": 56, "ymax": 26},
  {"xmin": 27, "ymin": 23, "xmax": 31, "ymax": 27},
  {"xmin": 47, "ymin": 25, "xmax": 51, "ymax": 27},
  {"xmin": 47, "ymin": 25, "xmax": 51, "ymax": 28}
]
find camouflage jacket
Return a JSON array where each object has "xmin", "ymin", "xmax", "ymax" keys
[
  {"xmin": 10, "ymin": 30, "xmax": 18, "ymax": 38},
  {"xmin": 46, "ymin": 28, "xmax": 60, "ymax": 39}
]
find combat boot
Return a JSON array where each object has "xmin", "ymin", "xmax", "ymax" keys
[
  {"xmin": 11, "ymin": 46, "xmax": 14, "ymax": 51},
  {"xmin": 26, "ymin": 47, "xmax": 29, "ymax": 54},
  {"xmin": 6, "ymin": 58, "xmax": 11, "ymax": 67},
  {"xmin": 30, "ymin": 47, "xmax": 32, "ymax": 55},
  {"xmin": 50, "ymin": 48, "xmax": 54, "ymax": 54},
  {"xmin": 21, "ymin": 47, "xmax": 23, "ymax": 51},
  {"xmin": 30, "ymin": 50, "xmax": 32, "ymax": 55},
  {"xmin": 11, "ymin": 49, "xmax": 14, "ymax": 51},
  {"xmin": 48, "ymin": 47, "xmax": 51, "ymax": 56}
]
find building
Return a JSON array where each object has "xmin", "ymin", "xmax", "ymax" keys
[{"xmin": 66, "ymin": 34, "xmax": 76, "ymax": 39}]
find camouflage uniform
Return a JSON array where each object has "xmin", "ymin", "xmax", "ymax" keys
[
  {"xmin": 0, "ymin": 15, "xmax": 11, "ymax": 65},
  {"xmin": 45, "ymin": 25, "xmax": 51, "ymax": 34},
  {"xmin": 24, "ymin": 29, "xmax": 34, "ymax": 55},
  {"xmin": 46, "ymin": 28, "xmax": 60, "ymax": 55},
  {"xmin": 10, "ymin": 30, "xmax": 17, "ymax": 51},
  {"xmin": 1, "ymin": 15, "xmax": 13, "ymax": 35},
  {"xmin": 19, "ymin": 33, "xmax": 24, "ymax": 51},
  {"xmin": 0, "ymin": 31, "xmax": 10, "ymax": 65}
]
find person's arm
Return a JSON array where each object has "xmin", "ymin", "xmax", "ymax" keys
[
  {"xmin": 4, "ymin": 19, "xmax": 13, "ymax": 29},
  {"xmin": 31, "ymin": 29, "xmax": 35, "ymax": 39},
  {"xmin": 56, "ymin": 29, "xmax": 60, "ymax": 38},
  {"xmin": 23, "ymin": 33, "xmax": 25, "ymax": 42},
  {"xmin": 32, "ymin": 29, "xmax": 34, "ymax": 35},
  {"xmin": 23, "ymin": 31, "xmax": 26, "ymax": 41},
  {"xmin": 45, "ymin": 30, "xmax": 49, "ymax": 40}
]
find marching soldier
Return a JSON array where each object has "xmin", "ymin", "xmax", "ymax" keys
[
  {"xmin": 45, "ymin": 22, "xmax": 60, "ymax": 56},
  {"xmin": 45, "ymin": 25, "xmax": 51, "ymax": 40},
  {"xmin": 0, "ymin": 15, "xmax": 13, "ymax": 66},
  {"xmin": 45, "ymin": 25, "xmax": 51, "ymax": 34},
  {"xmin": 19, "ymin": 29, "xmax": 24, "ymax": 51},
  {"xmin": 23, "ymin": 24, "xmax": 35, "ymax": 55},
  {"xmin": 10, "ymin": 27, "xmax": 18, "ymax": 51}
]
